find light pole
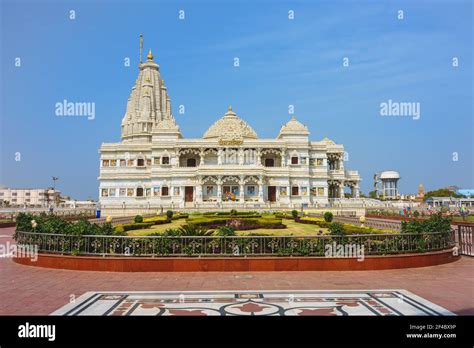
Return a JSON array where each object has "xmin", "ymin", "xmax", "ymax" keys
[
  {"xmin": 52, "ymin": 176, "xmax": 59, "ymax": 191},
  {"xmin": 52, "ymin": 177, "xmax": 59, "ymax": 209}
]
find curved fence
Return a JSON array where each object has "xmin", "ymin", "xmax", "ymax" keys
[{"xmin": 14, "ymin": 231, "xmax": 455, "ymax": 257}]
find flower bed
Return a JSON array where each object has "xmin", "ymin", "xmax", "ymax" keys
[{"xmin": 186, "ymin": 216, "xmax": 285, "ymax": 230}]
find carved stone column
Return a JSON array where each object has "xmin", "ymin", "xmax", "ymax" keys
[
  {"xmin": 339, "ymin": 182, "xmax": 345, "ymax": 198},
  {"xmin": 354, "ymin": 184, "xmax": 360, "ymax": 198},
  {"xmin": 239, "ymin": 175, "xmax": 245, "ymax": 202},
  {"xmin": 196, "ymin": 176, "xmax": 203, "ymax": 203},
  {"xmin": 199, "ymin": 148, "xmax": 205, "ymax": 166},
  {"xmin": 256, "ymin": 148, "xmax": 262, "ymax": 167},
  {"xmin": 216, "ymin": 176, "xmax": 222, "ymax": 202},
  {"xmin": 217, "ymin": 148, "xmax": 223, "ymax": 165},
  {"xmin": 258, "ymin": 175, "xmax": 264, "ymax": 203},
  {"xmin": 238, "ymin": 148, "xmax": 244, "ymax": 165}
]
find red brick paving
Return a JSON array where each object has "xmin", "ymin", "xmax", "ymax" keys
[{"xmin": 1, "ymin": 227, "xmax": 473, "ymax": 315}]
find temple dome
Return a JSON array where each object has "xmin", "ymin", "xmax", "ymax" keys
[
  {"xmin": 203, "ymin": 106, "xmax": 258, "ymax": 140},
  {"xmin": 277, "ymin": 117, "xmax": 309, "ymax": 139}
]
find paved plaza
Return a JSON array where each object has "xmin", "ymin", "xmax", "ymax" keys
[
  {"xmin": 1, "ymin": 227, "xmax": 473, "ymax": 316},
  {"xmin": 52, "ymin": 290, "xmax": 454, "ymax": 316}
]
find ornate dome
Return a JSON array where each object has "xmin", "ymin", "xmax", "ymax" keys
[
  {"xmin": 203, "ymin": 106, "xmax": 258, "ymax": 141},
  {"xmin": 321, "ymin": 136, "xmax": 335, "ymax": 145},
  {"xmin": 277, "ymin": 117, "xmax": 309, "ymax": 138}
]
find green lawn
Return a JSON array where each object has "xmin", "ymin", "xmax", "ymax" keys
[
  {"xmin": 236, "ymin": 219, "xmax": 328, "ymax": 236},
  {"xmin": 126, "ymin": 219, "xmax": 186, "ymax": 236},
  {"xmin": 452, "ymin": 216, "xmax": 474, "ymax": 222},
  {"xmin": 126, "ymin": 218, "xmax": 328, "ymax": 236}
]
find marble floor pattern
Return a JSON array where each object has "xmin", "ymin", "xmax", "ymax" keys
[{"xmin": 51, "ymin": 290, "xmax": 454, "ymax": 316}]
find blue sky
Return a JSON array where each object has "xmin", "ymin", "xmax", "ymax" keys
[{"xmin": 1, "ymin": 0, "xmax": 472, "ymax": 200}]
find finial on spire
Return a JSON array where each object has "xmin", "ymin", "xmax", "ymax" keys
[
  {"xmin": 139, "ymin": 34, "xmax": 143, "ymax": 64},
  {"xmin": 147, "ymin": 49, "xmax": 153, "ymax": 60},
  {"xmin": 228, "ymin": 105, "xmax": 232, "ymax": 111}
]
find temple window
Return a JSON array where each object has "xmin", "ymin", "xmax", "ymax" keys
[
  {"xmin": 102, "ymin": 159, "xmax": 110, "ymax": 167},
  {"xmin": 119, "ymin": 188, "xmax": 126, "ymax": 197},
  {"xmin": 161, "ymin": 186, "xmax": 169, "ymax": 196},
  {"xmin": 137, "ymin": 158, "xmax": 145, "ymax": 167},
  {"xmin": 317, "ymin": 159, "xmax": 324, "ymax": 166},
  {"xmin": 265, "ymin": 158, "xmax": 274, "ymax": 167},
  {"xmin": 300, "ymin": 157, "xmax": 307, "ymax": 165},
  {"xmin": 110, "ymin": 159, "xmax": 117, "ymax": 167},
  {"xmin": 291, "ymin": 156, "xmax": 299, "ymax": 165},
  {"xmin": 146, "ymin": 159, "xmax": 152, "ymax": 166},
  {"xmin": 187, "ymin": 158, "xmax": 197, "ymax": 167},
  {"xmin": 127, "ymin": 159, "xmax": 134, "ymax": 166},
  {"xmin": 136, "ymin": 187, "xmax": 144, "ymax": 196},
  {"xmin": 154, "ymin": 158, "xmax": 160, "ymax": 165},
  {"xmin": 291, "ymin": 186, "xmax": 299, "ymax": 196},
  {"xmin": 101, "ymin": 188, "xmax": 108, "ymax": 197},
  {"xmin": 162, "ymin": 156, "xmax": 170, "ymax": 165},
  {"xmin": 120, "ymin": 159, "xmax": 126, "ymax": 167}
]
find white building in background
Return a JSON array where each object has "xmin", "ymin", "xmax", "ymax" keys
[
  {"xmin": 0, "ymin": 187, "xmax": 60, "ymax": 207},
  {"xmin": 98, "ymin": 39, "xmax": 362, "ymax": 214},
  {"xmin": 374, "ymin": 171, "xmax": 400, "ymax": 199}
]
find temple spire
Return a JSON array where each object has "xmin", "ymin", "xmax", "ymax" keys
[
  {"xmin": 139, "ymin": 34, "xmax": 143, "ymax": 64},
  {"xmin": 147, "ymin": 49, "xmax": 154, "ymax": 60}
]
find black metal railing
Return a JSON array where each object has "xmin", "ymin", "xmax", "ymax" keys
[
  {"xmin": 14, "ymin": 230, "xmax": 455, "ymax": 257},
  {"xmin": 457, "ymin": 225, "xmax": 473, "ymax": 256}
]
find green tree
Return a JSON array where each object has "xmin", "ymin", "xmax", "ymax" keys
[
  {"xmin": 424, "ymin": 188, "xmax": 464, "ymax": 201},
  {"xmin": 368, "ymin": 190, "xmax": 378, "ymax": 199}
]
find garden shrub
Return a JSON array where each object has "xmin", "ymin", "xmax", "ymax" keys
[
  {"xmin": 160, "ymin": 225, "xmax": 211, "ymax": 236},
  {"xmin": 230, "ymin": 209, "xmax": 238, "ymax": 216},
  {"xmin": 328, "ymin": 222, "xmax": 346, "ymax": 236},
  {"xmin": 15, "ymin": 213, "xmax": 117, "ymax": 237},
  {"xmin": 166, "ymin": 210, "xmax": 174, "ymax": 221},
  {"xmin": 401, "ymin": 213, "xmax": 451, "ymax": 234},
  {"xmin": 214, "ymin": 226, "xmax": 236, "ymax": 236},
  {"xmin": 172, "ymin": 213, "xmax": 189, "ymax": 220},
  {"xmin": 114, "ymin": 225, "xmax": 125, "ymax": 234},
  {"xmin": 186, "ymin": 216, "xmax": 285, "ymax": 230},
  {"xmin": 143, "ymin": 216, "xmax": 169, "ymax": 225},
  {"xmin": 134, "ymin": 215, "xmax": 143, "ymax": 223},
  {"xmin": 291, "ymin": 210, "xmax": 298, "ymax": 220},
  {"xmin": 323, "ymin": 212, "xmax": 333, "ymax": 222},
  {"xmin": 120, "ymin": 222, "xmax": 154, "ymax": 232},
  {"xmin": 298, "ymin": 217, "xmax": 331, "ymax": 228}
]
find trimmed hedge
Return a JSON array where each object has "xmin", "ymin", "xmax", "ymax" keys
[
  {"xmin": 202, "ymin": 212, "xmax": 261, "ymax": 218},
  {"xmin": 114, "ymin": 222, "xmax": 154, "ymax": 232},
  {"xmin": 296, "ymin": 217, "xmax": 394, "ymax": 234},
  {"xmin": 143, "ymin": 216, "xmax": 170, "ymax": 225},
  {"xmin": 297, "ymin": 217, "xmax": 332, "ymax": 228}
]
